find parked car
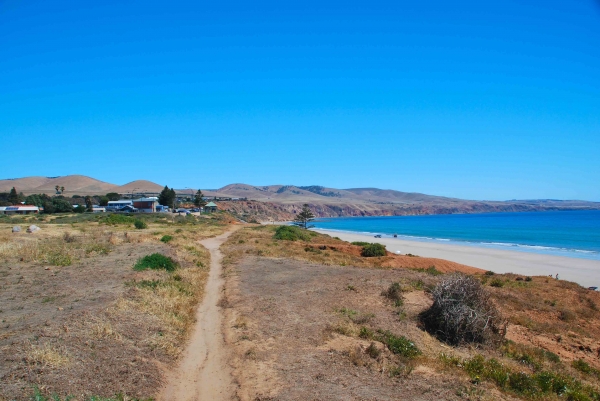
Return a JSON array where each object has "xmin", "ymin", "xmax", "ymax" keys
[
  {"xmin": 374, "ymin": 234, "xmax": 382, "ymax": 238},
  {"xmin": 191, "ymin": 208, "xmax": 200, "ymax": 212}
]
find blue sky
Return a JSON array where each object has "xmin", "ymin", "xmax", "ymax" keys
[{"xmin": 1, "ymin": 0, "xmax": 599, "ymax": 201}]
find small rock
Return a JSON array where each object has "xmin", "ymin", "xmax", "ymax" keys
[
  {"xmin": 12, "ymin": 226, "xmax": 21, "ymax": 233},
  {"xmin": 27, "ymin": 225, "xmax": 40, "ymax": 233},
  {"xmin": 44, "ymin": 267, "xmax": 50, "ymax": 270},
  {"xmin": 57, "ymin": 307, "xmax": 63, "ymax": 311}
]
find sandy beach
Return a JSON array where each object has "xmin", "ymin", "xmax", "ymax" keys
[{"xmin": 313, "ymin": 229, "xmax": 600, "ymax": 288}]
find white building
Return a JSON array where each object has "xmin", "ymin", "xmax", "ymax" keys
[{"xmin": 0, "ymin": 205, "xmax": 40, "ymax": 215}]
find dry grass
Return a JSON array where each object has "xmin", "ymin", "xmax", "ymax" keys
[
  {"xmin": 26, "ymin": 343, "xmax": 71, "ymax": 368},
  {"xmin": 222, "ymin": 229, "xmax": 600, "ymax": 401},
  {"xmin": 0, "ymin": 212, "xmax": 233, "ymax": 399}
]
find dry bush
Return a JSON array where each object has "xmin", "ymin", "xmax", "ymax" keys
[{"xmin": 420, "ymin": 273, "xmax": 506, "ymax": 346}]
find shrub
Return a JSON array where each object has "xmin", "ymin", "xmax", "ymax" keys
[
  {"xmin": 103, "ymin": 214, "xmax": 135, "ymax": 225},
  {"xmin": 484, "ymin": 271, "xmax": 495, "ymax": 276},
  {"xmin": 420, "ymin": 273, "xmax": 506, "ymax": 346},
  {"xmin": 377, "ymin": 330, "xmax": 421, "ymax": 358},
  {"xmin": 360, "ymin": 243, "xmax": 386, "ymax": 257},
  {"xmin": 160, "ymin": 235, "xmax": 173, "ymax": 243},
  {"xmin": 273, "ymin": 225, "xmax": 312, "ymax": 241},
  {"xmin": 351, "ymin": 241, "xmax": 370, "ymax": 246},
  {"xmin": 134, "ymin": 253, "xmax": 177, "ymax": 272},
  {"xmin": 490, "ymin": 278, "xmax": 505, "ymax": 288},
  {"xmin": 134, "ymin": 219, "xmax": 147, "ymax": 229},
  {"xmin": 383, "ymin": 282, "xmax": 403, "ymax": 302},
  {"xmin": 413, "ymin": 266, "xmax": 443, "ymax": 276}
]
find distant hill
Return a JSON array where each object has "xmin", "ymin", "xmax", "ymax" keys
[
  {"xmin": 0, "ymin": 175, "xmax": 118, "ymax": 195},
  {"xmin": 2, "ymin": 176, "xmax": 599, "ymax": 218},
  {"xmin": 116, "ymin": 180, "xmax": 165, "ymax": 194}
]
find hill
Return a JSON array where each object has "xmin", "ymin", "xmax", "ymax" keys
[
  {"xmin": 2, "ymin": 175, "xmax": 599, "ymax": 218},
  {"xmin": 116, "ymin": 180, "xmax": 165, "ymax": 194}
]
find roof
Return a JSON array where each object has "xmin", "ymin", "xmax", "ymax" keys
[
  {"xmin": 205, "ymin": 202, "xmax": 218, "ymax": 207},
  {"xmin": 133, "ymin": 197, "xmax": 159, "ymax": 202},
  {"xmin": 0, "ymin": 206, "xmax": 39, "ymax": 211},
  {"xmin": 108, "ymin": 200, "xmax": 133, "ymax": 204}
]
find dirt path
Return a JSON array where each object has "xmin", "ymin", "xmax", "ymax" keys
[{"xmin": 159, "ymin": 228, "xmax": 239, "ymax": 401}]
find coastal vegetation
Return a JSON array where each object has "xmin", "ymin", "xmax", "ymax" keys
[
  {"xmin": 220, "ymin": 225, "xmax": 600, "ymax": 400},
  {"xmin": 292, "ymin": 203, "xmax": 316, "ymax": 229}
]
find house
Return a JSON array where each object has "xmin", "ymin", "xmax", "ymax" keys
[
  {"xmin": 106, "ymin": 200, "xmax": 133, "ymax": 211},
  {"xmin": 0, "ymin": 205, "xmax": 39, "ymax": 215},
  {"xmin": 132, "ymin": 197, "xmax": 159, "ymax": 213},
  {"xmin": 92, "ymin": 207, "xmax": 106, "ymax": 213},
  {"xmin": 204, "ymin": 201, "xmax": 218, "ymax": 213}
]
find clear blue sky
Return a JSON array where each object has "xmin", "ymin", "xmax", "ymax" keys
[{"xmin": 1, "ymin": 0, "xmax": 599, "ymax": 201}]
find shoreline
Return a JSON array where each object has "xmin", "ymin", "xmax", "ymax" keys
[{"xmin": 313, "ymin": 228, "xmax": 600, "ymax": 288}]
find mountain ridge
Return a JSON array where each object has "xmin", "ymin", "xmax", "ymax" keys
[{"xmin": 1, "ymin": 175, "xmax": 599, "ymax": 218}]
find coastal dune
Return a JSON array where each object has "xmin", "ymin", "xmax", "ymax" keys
[{"xmin": 314, "ymin": 229, "xmax": 600, "ymax": 288}]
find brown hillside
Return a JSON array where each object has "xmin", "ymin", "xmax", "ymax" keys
[
  {"xmin": 116, "ymin": 180, "xmax": 164, "ymax": 194},
  {"xmin": 33, "ymin": 175, "xmax": 117, "ymax": 194},
  {"xmin": 0, "ymin": 176, "xmax": 52, "ymax": 192}
]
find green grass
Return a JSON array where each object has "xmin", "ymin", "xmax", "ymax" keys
[
  {"xmin": 133, "ymin": 253, "xmax": 178, "ymax": 272},
  {"xmin": 160, "ymin": 235, "xmax": 173, "ymax": 243},
  {"xmin": 46, "ymin": 251, "xmax": 72, "ymax": 266},
  {"xmin": 273, "ymin": 225, "xmax": 313, "ymax": 241},
  {"xmin": 376, "ymin": 330, "xmax": 421, "ymax": 359},
  {"xmin": 351, "ymin": 241, "xmax": 370, "ymax": 246},
  {"xmin": 102, "ymin": 214, "xmax": 135, "ymax": 225},
  {"xmin": 573, "ymin": 359, "xmax": 600, "ymax": 379},
  {"xmin": 412, "ymin": 266, "xmax": 443, "ymax": 276},
  {"xmin": 441, "ymin": 353, "xmax": 600, "ymax": 400}
]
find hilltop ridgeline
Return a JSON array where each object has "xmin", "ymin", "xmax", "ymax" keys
[{"xmin": 1, "ymin": 175, "xmax": 598, "ymax": 220}]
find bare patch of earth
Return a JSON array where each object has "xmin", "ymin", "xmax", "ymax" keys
[
  {"xmin": 222, "ymin": 257, "xmax": 514, "ymax": 401},
  {"xmin": 0, "ymin": 242, "xmax": 171, "ymax": 400}
]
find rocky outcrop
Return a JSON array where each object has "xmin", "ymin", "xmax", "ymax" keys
[{"xmin": 217, "ymin": 200, "xmax": 598, "ymax": 223}]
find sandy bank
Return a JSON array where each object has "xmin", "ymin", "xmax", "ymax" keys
[{"xmin": 313, "ymin": 229, "xmax": 600, "ymax": 288}]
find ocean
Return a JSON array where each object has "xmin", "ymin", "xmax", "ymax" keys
[{"xmin": 312, "ymin": 210, "xmax": 600, "ymax": 261}]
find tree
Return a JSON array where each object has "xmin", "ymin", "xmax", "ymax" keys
[
  {"xmin": 158, "ymin": 185, "xmax": 176, "ymax": 208},
  {"xmin": 85, "ymin": 196, "xmax": 93, "ymax": 211},
  {"xmin": 106, "ymin": 192, "xmax": 120, "ymax": 201},
  {"xmin": 60, "ymin": 186, "xmax": 65, "ymax": 194},
  {"xmin": 8, "ymin": 187, "xmax": 19, "ymax": 205},
  {"xmin": 194, "ymin": 190, "xmax": 207, "ymax": 207},
  {"xmin": 99, "ymin": 196, "xmax": 109, "ymax": 206},
  {"xmin": 292, "ymin": 204, "xmax": 315, "ymax": 229},
  {"xmin": 55, "ymin": 185, "xmax": 60, "ymax": 194}
]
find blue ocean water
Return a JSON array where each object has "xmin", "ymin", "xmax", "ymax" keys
[{"xmin": 312, "ymin": 210, "xmax": 600, "ymax": 261}]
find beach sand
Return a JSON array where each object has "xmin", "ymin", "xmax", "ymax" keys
[{"xmin": 313, "ymin": 229, "xmax": 600, "ymax": 288}]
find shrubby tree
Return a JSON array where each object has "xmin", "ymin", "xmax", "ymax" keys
[
  {"xmin": 292, "ymin": 204, "xmax": 315, "ymax": 229},
  {"xmin": 25, "ymin": 194, "xmax": 46, "ymax": 207},
  {"xmin": 85, "ymin": 196, "xmax": 93, "ymax": 211},
  {"xmin": 158, "ymin": 185, "xmax": 176, "ymax": 208},
  {"xmin": 99, "ymin": 196, "xmax": 109, "ymax": 206},
  {"xmin": 106, "ymin": 192, "xmax": 120, "ymax": 201},
  {"xmin": 194, "ymin": 190, "xmax": 207, "ymax": 207},
  {"xmin": 8, "ymin": 187, "xmax": 19, "ymax": 205},
  {"xmin": 42, "ymin": 198, "xmax": 73, "ymax": 214}
]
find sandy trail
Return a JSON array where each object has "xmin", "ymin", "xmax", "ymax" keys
[{"xmin": 159, "ymin": 228, "xmax": 239, "ymax": 401}]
